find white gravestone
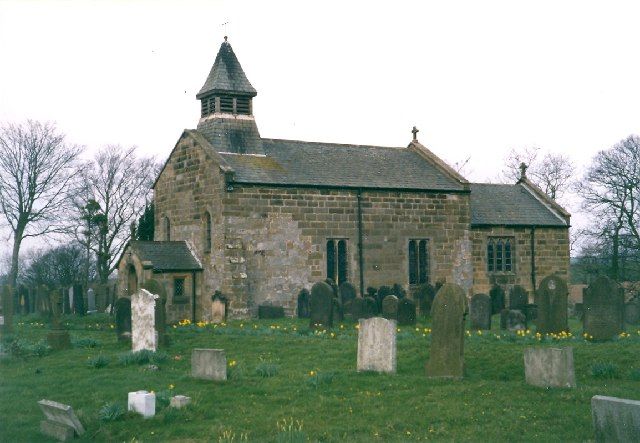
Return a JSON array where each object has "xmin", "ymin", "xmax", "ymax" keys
[
  {"xmin": 131, "ymin": 289, "xmax": 158, "ymax": 352},
  {"xmin": 357, "ymin": 317, "xmax": 397, "ymax": 374},
  {"xmin": 170, "ymin": 395, "xmax": 192, "ymax": 408},
  {"xmin": 128, "ymin": 390, "xmax": 156, "ymax": 418},
  {"xmin": 192, "ymin": 349, "xmax": 227, "ymax": 381},
  {"xmin": 524, "ymin": 347, "xmax": 576, "ymax": 388},
  {"xmin": 211, "ymin": 298, "xmax": 226, "ymax": 324},
  {"xmin": 87, "ymin": 288, "xmax": 96, "ymax": 312},
  {"xmin": 38, "ymin": 399, "xmax": 85, "ymax": 441}
]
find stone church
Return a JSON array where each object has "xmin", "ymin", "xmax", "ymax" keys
[{"xmin": 118, "ymin": 38, "xmax": 570, "ymax": 322}]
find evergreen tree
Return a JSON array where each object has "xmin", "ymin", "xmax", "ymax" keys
[{"xmin": 136, "ymin": 202, "xmax": 154, "ymax": 241}]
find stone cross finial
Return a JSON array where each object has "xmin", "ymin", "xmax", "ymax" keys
[
  {"xmin": 412, "ymin": 126, "xmax": 419, "ymax": 142},
  {"xmin": 519, "ymin": 162, "xmax": 528, "ymax": 180}
]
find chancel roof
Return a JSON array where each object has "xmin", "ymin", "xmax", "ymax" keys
[{"xmin": 129, "ymin": 241, "xmax": 202, "ymax": 272}]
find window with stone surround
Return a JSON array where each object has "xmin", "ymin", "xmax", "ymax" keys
[
  {"xmin": 174, "ymin": 277, "xmax": 185, "ymax": 299},
  {"xmin": 326, "ymin": 239, "xmax": 348, "ymax": 284},
  {"xmin": 204, "ymin": 211, "xmax": 212, "ymax": 253},
  {"xmin": 408, "ymin": 239, "xmax": 429, "ymax": 285},
  {"xmin": 487, "ymin": 237, "xmax": 514, "ymax": 272}
]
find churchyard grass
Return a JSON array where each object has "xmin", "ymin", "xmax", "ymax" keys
[{"xmin": 1, "ymin": 314, "xmax": 639, "ymax": 442}]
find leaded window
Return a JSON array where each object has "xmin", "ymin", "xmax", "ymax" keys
[
  {"xmin": 487, "ymin": 237, "xmax": 514, "ymax": 272},
  {"xmin": 409, "ymin": 239, "xmax": 429, "ymax": 284},
  {"xmin": 327, "ymin": 239, "xmax": 348, "ymax": 284}
]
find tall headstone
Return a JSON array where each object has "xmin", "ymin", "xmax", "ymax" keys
[
  {"xmin": 425, "ymin": 283, "xmax": 466, "ymax": 379},
  {"xmin": 309, "ymin": 281, "xmax": 333, "ymax": 328},
  {"xmin": 338, "ymin": 282, "xmax": 357, "ymax": 306},
  {"xmin": 583, "ymin": 275, "xmax": 624, "ymax": 341},
  {"xmin": 381, "ymin": 295, "xmax": 399, "ymax": 320},
  {"xmin": 490, "ymin": 285, "xmax": 505, "ymax": 315},
  {"xmin": 18, "ymin": 285, "xmax": 29, "ymax": 315},
  {"xmin": 414, "ymin": 283, "xmax": 436, "ymax": 317},
  {"xmin": 87, "ymin": 288, "xmax": 96, "ymax": 313},
  {"xmin": 142, "ymin": 279, "xmax": 168, "ymax": 347},
  {"xmin": 509, "ymin": 285, "xmax": 528, "ymax": 312},
  {"xmin": 297, "ymin": 289, "xmax": 310, "ymax": 318},
  {"xmin": 114, "ymin": 297, "xmax": 132, "ymax": 342},
  {"xmin": 535, "ymin": 275, "xmax": 568, "ymax": 334},
  {"xmin": 131, "ymin": 289, "xmax": 158, "ymax": 352},
  {"xmin": 1, "ymin": 285, "xmax": 13, "ymax": 333},
  {"xmin": 524, "ymin": 347, "xmax": 576, "ymax": 388},
  {"xmin": 470, "ymin": 293, "xmax": 491, "ymax": 330},
  {"xmin": 397, "ymin": 298, "xmax": 417, "ymax": 326},
  {"xmin": 357, "ymin": 317, "xmax": 396, "ymax": 373},
  {"xmin": 72, "ymin": 284, "xmax": 85, "ymax": 316},
  {"xmin": 591, "ymin": 395, "xmax": 640, "ymax": 443},
  {"xmin": 46, "ymin": 290, "xmax": 71, "ymax": 350},
  {"xmin": 624, "ymin": 301, "xmax": 640, "ymax": 325}
]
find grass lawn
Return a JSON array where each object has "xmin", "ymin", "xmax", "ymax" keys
[{"xmin": 1, "ymin": 314, "xmax": 639, "ymax": 442}]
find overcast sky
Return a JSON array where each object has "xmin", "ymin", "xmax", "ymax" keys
[{"xmin": 1, "ymin": 0, "xmax": 639, "ymax": 252}]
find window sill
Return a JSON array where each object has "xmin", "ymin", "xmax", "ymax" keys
[{"xmin": 172, "ymin": 296, "xmax": 189, "ymax": 304}]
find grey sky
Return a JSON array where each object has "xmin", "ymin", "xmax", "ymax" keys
[{"xmin": 1, "ymin": 0, "xmax": 639, "ymax": 252}]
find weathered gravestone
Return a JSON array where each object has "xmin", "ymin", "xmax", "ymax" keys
[
  {"xmin": 309, "ymin": 281, "xmax": 333, "ymax": 328},
  {"xmin": 86, "ymin": 288, "xmax": 96, "ymax": 313},
  {"xmin": 501, "ymin": 309, "xmax": 526, "ymax": 331},
  {"xmin": 346, "ymin": 297, "xmax": 368, "ymax": 321},
  {"xmin": 583, "ymin": 276, "xmax": 624, "ymax": 341},
  {"xmin": 131, "ymin": 289, "xmax": 158, "ymax": 352},
  {"xmin": 18, "ymin": 285, "xmax": 29, "ymax": 315},
  {"xmin": 339, "ymin": 282, "xmax": 357, "ymax": 306},
  {"xmin": 142, "ymin": 279, "xmax": 169, "ymax": 347},
  {"xmin": 297, "ymin": 289, "xmax": 310, "ymax": 318},
  {"xmin": 376, "ymin": 286, "xmax": 393, "ymax": 313},
  {"xmin": 470, "ymin": 293, "xmax": 491, "ymax": 330},
  {"xmin": 490, "ymin": 285, "xmax": 505, "ymax": 315},
  {"xmin": 414, "ymin": 283, "xmax": 436, "ymax": 317},
  {"xmin": 573, "ymin": 302, "xmax": 584, "ymax": 320},
  {"xmin": 381, "ymin": 295, "xmax": 399, "ymax": 320},
  {"xmin": 259, "ymin": 304, "xmax": 285, "ymax": 319},
  {"xmin": 425, "ymin": 283, "xmax": 466, "ymax": 379},
  {"xmin": 170, "ymin": 395, "xmax": 192, "ymax": 409},
  {"xmin": 114, "ymin": 297, "xmax": 132, "ymax": 342},
  {"xmin": 128, "ymin": 390, "xmax": 156, "ymax": 418},
  {"xmin": 591, "ymin": 395, "xmax": 640, "ymax": 443},
  {"xmin": 363, "ymin": 297, "xmax": 377, "ymax": 318},
  {"xmin": 523, "ymin": 347, "xmax": 576, "ymax": 388},
  {"xmin": 1, "ymin": 285, "xmax": 13, "ymax": 333},
  {"xmin": 72, "ymin": 284, "xmax": 84, "ymax": 316},
  {"xmin": 357, "ymin": 317, "xmax": 396, "ymax": 373},
  {"xmin": 38, "ymin": 399, "xmax": 85, "ymax": 441},
  {"xmin": 397, "ymin": 298, "xmax": 417, "ymax": 326},
  {"xmin": 47, "ymin": 290, "xmax": 71, "ymax": 350},
  {"xmin": 191, "ymin": 348, "xmax": 227, "ymax": 381},
  {"xmin": 36, "ymin": 285, "xmax": 51, "ymax": 317},
  {"xmin": 211, "ymin": 291, "xmax": 228, "ymax": 323},
  {"xmin": 624, "ymin": 301, "xmax": 640, "ymax": 325},
  {"xmin": 535, "ymin": 275, "xmax": 568, "ymax": 334},
  {"xmin": 332, "ymin": 298, "xmax": 343, "ymax": 323},
  {"xmin": 525, "ymin": 303, "xmax": 537, "ymax": 323},
  {"xmin": 509, "ymin": 285, "xmax": 528, "ymax": 312}
]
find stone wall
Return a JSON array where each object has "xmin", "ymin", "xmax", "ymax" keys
[{"xmin": 470, "ymin": 225, "xmax": 570, "ymax": 299}]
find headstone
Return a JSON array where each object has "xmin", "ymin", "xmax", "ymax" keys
[
  {"xmin": 87, "ymin": 288, "xmax": 96, "ymax": 313},
  {"xmin": 72, "ymin": 284, "xmax": 84, "ymax": 316},
  {"xmin": 381, "ymin": 295, "xmax": 398, "ymax": 320},
  {"xmin": 1, "ymin": 285, "xmax": 13, "ymax": 333},
  {"xmin": 18, "ymin": 285, "xmax": 29, "ymax": 315},
  {"xmin": 65, "ymin": 287, "xmax": 72, "ymax": 314},
  {"xmin": 296, "ymin": 289, "xmax": 310, "ymax": 318},
  {"xmin": 191, "ymin": 348, "xmax": 227, "ymax": 381},
  {"xmin": 470, "ymin": 293, "xmax": 491, "ymax": 330},
  {"xmin": 525, "ymin": 303, "xmax": 537, "ymax": 323},
  {"xmin": 309, "ymin": 281, "xmax": 333, "ymax": 328},
  {"xmin": 114, "ymin": 297, "xmax": 132, "ymax": 342},
  {"xmin": 425, "ymin": 283, "xmax": 466, "ymax": 379},
  {"xmin": 211, "ymin": 292, "xmax": 227, "ymax": 324},
  {"xmin": 363, "ymin": 297, "xmax": 377, "ymax": 318},
  {"xmin": 583, "ymin": 276, "xmax": 624, "ymax": 341},
  {"xmin": 535, "ymin": 275, "xmax": 569, "ymax": 334},
  {"xmin": 509, "ymin": 285, "xmax": 528, "ymax": 312},
  {"xmin": 392, "ymin": 283, "xmax": 407, "ymax": 299},
  {"xmin": 624, "ymin": 301, "xmax": 640, "ymax": 325},
  {"xmin": 591, "ymin": 395, "xmax": 640, "ymax": 443},
  {"xmin": 47, "ymin": 291, "xmax": 70, "ymax": 350},
  {"xmin": 131, "ymin": 289, "xmax": 158, "ymax": 352},
  {"xmin": 506, "ymin": 310, "xmax": 526, "ymax": 331},
  {"xmin": 346, "ymin": 297, "xmax": 365, "ymax": 321},
  {"xmin": 397, "ymin": 298, "xmax": 416, "ymax": 326},
  {"xmin": 376, "ymin": 286, "xmax": 393, "ymax": 313},
  {"xmin": 127, "ymin": 390, "xmax": 156, "ymax": 418},
  {"xmin": 523, "ymin": 347, "xmax": 576, "ymax": 388},
  {"xmin": 141, "ymin": 279, "xmax": 169, "ymax": 347},
  {"xmin": 38, "ymin": 399, "xmax": 85, "ymax": 441},
  {"xmin": 338, "ymin": 282, "xmax": 357, "ymax": 306},
  {"xmin": 490, "ymin": 285, "xmax": 505, "ymax": 315},
  {"xmin": 258, "ymin": 305, "xmax": 285, "ymax": 319},
  {"xmin": 331, "ymin": 298, "xmax": 343, "ymax": 323},
  {"xmin": 357, "ymin": 317, "xmax": 396, "ymax": 373},
  {"xmin": 170, "ymin": 395, "xmax": 192, "ymax": 409},
  {"xmin": 414, "ymin": 283, "xmax": 436, "ymax": 317},
  {"xmin": 573, "ymin": 302, "xmax": 584, "ymax": 320}
]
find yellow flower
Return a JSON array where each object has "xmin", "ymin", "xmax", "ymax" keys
[
  {"xmin": 169, "ymin": 384, "xmax": 175, "ymax": 390},
  {"xmin": 309, "ymin": 370, "xmax": 316, "ymax": 376}
]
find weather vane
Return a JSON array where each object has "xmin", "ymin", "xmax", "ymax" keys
[{"xmin": 221, "ymin": 21, "xmax": 229, "ymax": 39}]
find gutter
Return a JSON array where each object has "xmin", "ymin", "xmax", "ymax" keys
[
  {"xmin": 530, "ymin": 226, "xmax": 537, "ymax": 292},
  {"xmin": 357, "ymin": 189, "xmax": 365, "ymax": 297}
]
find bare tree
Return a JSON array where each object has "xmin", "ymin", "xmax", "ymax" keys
[
  {"xmin": 577, "ymin": 135, "xmax": 640, "ymax": 280},
  {"xmin": 502, "ymin": 147, "xmax": 575, "ymax": 200},
  {"xmin": 0, "ymin": 120, "xmax": 82, "ymax": 288},
  {"xmin": 78, "ymin": 145, "xmax": 156, "ymax": 284}
]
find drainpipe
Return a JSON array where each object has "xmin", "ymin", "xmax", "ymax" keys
[
  {"xmin": 191, "ymin": 271, "xmax": 197, "ymax": 323},
  {"xmin": 357, "ymin": 190, "xmax": 365, "ymax": 297},
  {"xmin": 530, "ymin": 226, "xmax": 537, "ymax": 292}
]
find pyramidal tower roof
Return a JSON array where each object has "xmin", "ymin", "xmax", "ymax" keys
[{"xmin": 197, "ymin": 37, "xmax": 257, "ymax": 99}]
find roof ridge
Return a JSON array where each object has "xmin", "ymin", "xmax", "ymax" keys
[{"xmin": 262, "ymin": 138, "xmax": 405, "ymax": 150}]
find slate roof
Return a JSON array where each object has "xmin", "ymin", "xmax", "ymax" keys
[
  {"xmin": 217, "ymin": 138, "xmax": 466, "ymax": 191},
  {"xmin": 470, "ymin": 183, "xmax": 567, "ymax": 227},
  {"xmin": 130, "ymin": 241, "xmax": 202, "ymax": 272},
  {"xmin": 197, "ymin": 40, "xmax": 257, "ymax": 99}
]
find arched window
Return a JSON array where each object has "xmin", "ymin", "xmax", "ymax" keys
[
  {"xmin": 164, "ymin": 216, "xmax": 171, "ymax": 241},
  {"xmin": 204, "ymin": 211, "xmax": 212, "ymax": 253},
  {"xmin": 487, "ymin": 239, "xmax": 495, "ymax": 272},
  {"xmin": 327, "ymin": 239, "xmax": 349, "ymax": 284},
  {"xmin": 409, "ymin": 239, "xmax": 429, "ymax": 284},
  {"xmin": 487, "ymin": 237, "xmax": 514, "ymax": 272},
  {"xmin": 504, "ymin": 239, "xmax": 512, "ymax": 271}
]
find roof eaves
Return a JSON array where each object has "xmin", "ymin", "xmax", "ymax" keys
[
  {"xmin": 408, "ymin": 141, "xmax": 469, "ymax": 190},
  {"xmin": 517, "ymin": 179, "xmax": 570, "ymax": 225}
]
